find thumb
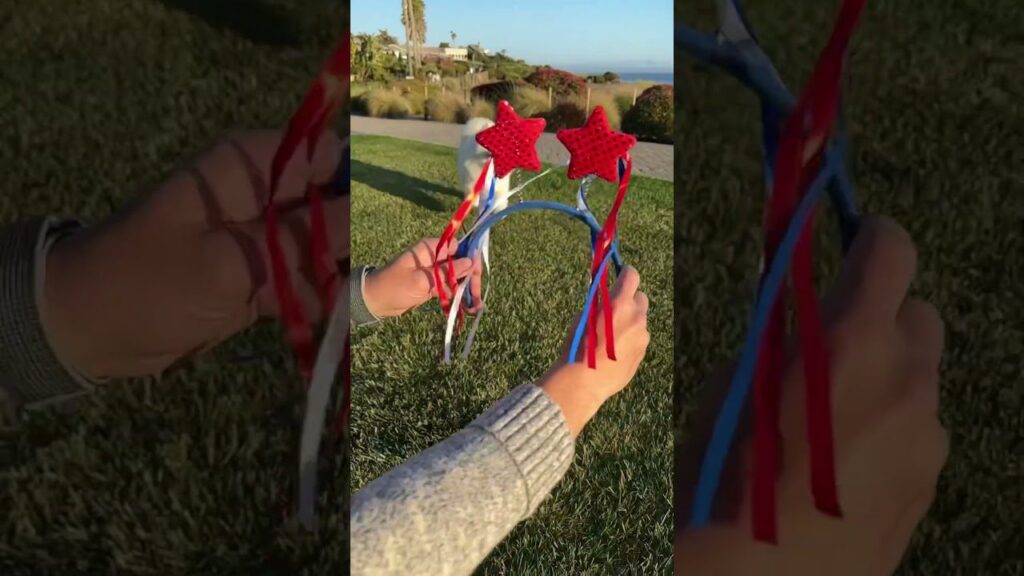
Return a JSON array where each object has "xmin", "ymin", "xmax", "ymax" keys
[{"xmin": 448, "ymin": 257, "xmax": 475, "ymax": 281}]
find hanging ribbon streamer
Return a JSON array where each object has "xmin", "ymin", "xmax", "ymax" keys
[
  {"xmin": 261, "ymin": 35, "xmax": 351, "ymax": 530},
  {"xmin": 433, "ymin": 158, "xmax": 492, "ymax": 317},
  {"xmin": 298, "ymin": 270, "xmax": 350, "ymax": 530},
  {"xmin": 679, "ymin": 0, "xmax": 866, "ymax": 543}
]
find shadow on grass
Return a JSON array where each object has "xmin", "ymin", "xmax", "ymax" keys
[
  {"xmin": 158, "ymin": 0, "xmax": 301, "ymax": 47},
  {"xmin": 350, "ymin": 159, "xmax": 457, "ymax": 212}
]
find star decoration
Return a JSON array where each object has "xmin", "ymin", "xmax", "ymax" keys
[
  {"xmin": 557, "ymin": 106, "xmax": 637, "ymax": 182},
  {"xmin": 476, "ymin": 100, "xmax": 546, "ymax": 178}
]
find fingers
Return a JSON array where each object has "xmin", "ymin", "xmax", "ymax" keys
[
  {"xmin": 447, "ymin": 257, "xmax": 475, "ymax": 282},
  {"xmin": 411, "ymin": 237, "xmax": 460, "ymax": 263},
  {"xmin": 610, "ymin": 266, "xmax": 641, "ymax": 302},
  {"xmin": 468, "ymin": 255, "xmax": 484, "ymax": 310},
  {"xmin": 896, "ymin": 298, "xmax": 944, "ymax": 372},
  {"xmin": 241, "ymin": 195, "xmax": 349, "ymax": 322},
  {"xmin": 823, "ymin": 216, "xmax": 918, "ymax": 328},
  {"xmin": 874, "ymin": 422, "xmax": 945, "ymax": 573},
  {"xmin": 162, "ymin": 129, "xmax": 344, "ymax": 227},
  {"xmin": 634, "ymin": 290, "xmax": 650, "ymax": 317}
]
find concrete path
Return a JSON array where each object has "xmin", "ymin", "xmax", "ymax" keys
[{"xmin": 351, "ymin": 116, "xmax": 674, "ymax": 182}]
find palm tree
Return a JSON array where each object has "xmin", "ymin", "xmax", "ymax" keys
[
  {"xmin": 450, "ymin": 30, "xmax": 457, "ymax": 45},
  {"xmin": 354, "ymin": 33, "xmax": 381, "ymax": 82},
  {"xmin": 401, "ymin": 0, "xmax": 426, "ymax": 77}
]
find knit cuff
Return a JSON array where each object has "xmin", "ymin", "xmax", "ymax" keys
[
  {"xmin": 470, "ymin": 384, "xmax": 575, "ymax": 516},
  {"xmin": 350, "ymin": 265, "xmax": 381, "ymax": 328},
  {"xmin": 0, "ymin": 217, "xmax": 93, "ymax": 415}
]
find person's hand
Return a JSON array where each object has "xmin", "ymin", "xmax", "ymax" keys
[
  {"xmin": 361, "ymin": 238, "xmax": 482, "ymax": 319},
  {"xmin": 539, "ymin": 265, "xmax": 651, "ymax": 437},
  {"xmin": 42, "ymin": 130, "xmax": 347, "ymax": 380},
  {"xmin": 675, "ymin": 217, "xmax": 947, "ymax": 576}
]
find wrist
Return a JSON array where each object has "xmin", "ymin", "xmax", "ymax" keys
[
  {"xmin": 360, "ymin": 267, "xmax": 392, "ymax": 319},
  {"xmin": 537, "ymin": 364, "xmax": 608, "ymax": 438},
  {"xmin": 42, "ymin": 238, "xmax": 104, "ymax": 381}
]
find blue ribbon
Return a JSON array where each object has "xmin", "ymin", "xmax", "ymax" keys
[
  {"xmin": 568, "ymin": 247, "xmax": 616, "ymax": 363},
  {"xmin": 481, "ymin": 175, "xmax": 497, "ymax": 217},
  {"xmin": 689, "ymin": 142, "xmax": 843, "ymax": 528},
  {"xmin": 679, "ymin": 0, "xmax": 863, "ymax": 528}
]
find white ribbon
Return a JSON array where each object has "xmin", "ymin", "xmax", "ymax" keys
[
  {"xmin": 460, "ymin": 227, "xmax": 492, "ymax": 359},
  {"xmin": 461, "ymin": 282, "xmax": 490, "ymax": 359},
  {"xmin": 297, "ymin": 280, "xmax": 350, "ymax": 530},
  {"xmin": 443, "ymin": 279, "xmax": 469, "ymax": 364}
]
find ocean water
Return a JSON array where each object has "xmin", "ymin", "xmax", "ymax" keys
[{"xmin": 617, "ymin": 72, "xmax": 673, "ymax": 85}]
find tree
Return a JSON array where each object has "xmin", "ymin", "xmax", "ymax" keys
[
  {"xmin": 377, "ymin": 29, "xmax": 398, "ymax": 46},
  {"xmin": 439, "ymin": 42, "xmax": 450, "ymax": 48},
  {"xmin": 450, "ymin": 30, "xmax": 457, "ymax": 45},
  {"xmin": 353, "ymin": 33, "xmax": 382, "ymax": 82},
  {"xmin": 602, "ymin": 71, "xmax": 621, "ymax": 83},
  {"xmin": 401, "ymin": 0, "xmax": 426, "ymax": 77}
]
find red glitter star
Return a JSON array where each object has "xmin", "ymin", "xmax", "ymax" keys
[
  {"xmin": 475, "ymin": 100, "xmax": 546, "ymax": 178},
  {"xmin": 557, "ymin": 106, "xmax": 637, "ymax": 182}
]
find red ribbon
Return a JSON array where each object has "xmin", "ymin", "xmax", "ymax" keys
[
  {"xmin": 263, "ymin": 37, "xmax": 349, "ymax": 382},
  {"xmin": 581, "ymin": 155, "xmax": 632, "ymax": 367},
  {"xmin": 262, "ymin": 35, "xmax": 350, "ymax": 522},
  {"xmin": 434, "ymin": 158, "xmax": 491, "ymax": 321},
  {"xmin": 751, "ymin": 0, "xmax": 866, "ymax": 542}
]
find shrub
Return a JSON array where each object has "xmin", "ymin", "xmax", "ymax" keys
[
  {"xmin": 525, "ymin": 67, "xmax": 585, "ymax": 98},
  {"xmin": 402, "ymin": 88, "xmax": 427, "ymax": 116},
  {"xmin": 614, "ymin": 93, "xmax": 634, "ymax": 117},
  {"xmin": 540, "ymin": 101, "xmax": 587, "ymax": 132},
  {"xmin": 587, "ymin": 93, "xmax": 621, "ymax": 129},
  {"xmin": 469, "ymin": 98, "xmax": 496, "ymax": 120},
  {"xmin": 351, "ymin": 92, "xmax": 369, "ymax": 115},
  {"xmin": 510, "ymin": 85, "xmax": 551, "ymax": 117},
  {"xmin": 470, "ymin": 80, "xmax": 526, "ymax": 103},
  {"xmin": 364, "ymin": 89, "xmax": 412, "ymax": 119},
  {"xmin": 622, "ymin": 84, "xmax": 673, "ymax": 143},
  {"xmin": 426, "ymin": 93, "xmax": 470, "ymax": 123}
]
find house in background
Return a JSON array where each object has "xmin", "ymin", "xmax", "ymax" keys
[
  {"xmin": 441, "ymin": 46, "xmax": 468, "ymax": 61},
  {"xmin": 383, "ymin": 43, "xmax": 487, "ymax": 75}
]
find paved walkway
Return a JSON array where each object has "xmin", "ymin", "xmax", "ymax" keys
[{"xmin": 352, "ymin": 116, "xmax": 674, "ymax": 182}]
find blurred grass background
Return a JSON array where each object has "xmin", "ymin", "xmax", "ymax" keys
[
  {"xmin": 0, "ymin": 0, "xmax": 348, "ymax": 574},
  {"xmin": 675, "ymin": 1, "xmax": 1023, "ymax": 574},
  {"xmin": 350, "ymin": 135, "xmax": 674, "ymax": 573}
]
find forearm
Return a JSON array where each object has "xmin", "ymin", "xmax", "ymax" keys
[{"xmin": 351, "ymin": 384, "xmax": 575, "ymax": 576}]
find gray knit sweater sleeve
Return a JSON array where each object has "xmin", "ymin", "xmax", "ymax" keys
[
  {"xmin": 349, "ymin": 265, "xmax": 380, "ymax": 327},
  {"xmin": 351, "ymin": 383, "xmax": 575, "ymax": 575},
  {"xmin": 0, "ymin": 218, "xmax": 92, "ymax": 418}
]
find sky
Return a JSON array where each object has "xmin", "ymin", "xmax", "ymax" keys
[{"xmin": 351, "ymin": 0, "xmax": 673, "ymax": 74}]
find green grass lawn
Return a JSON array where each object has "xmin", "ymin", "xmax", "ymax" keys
[
  {"xmin": 676, "ymin": 1, "xmax": 1023, "ymax": 574},
  {"xmin": 350, "ymin": 134, "xmax": 674, "ymax": 572},
  {"xmin": 0, "ymin": 1, "xmax": 347, "ymax": 574}
]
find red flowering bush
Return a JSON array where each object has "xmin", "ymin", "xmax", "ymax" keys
[{"xmin": 525, "ymin": 67, "xmax": 585, "ymax": 98}]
